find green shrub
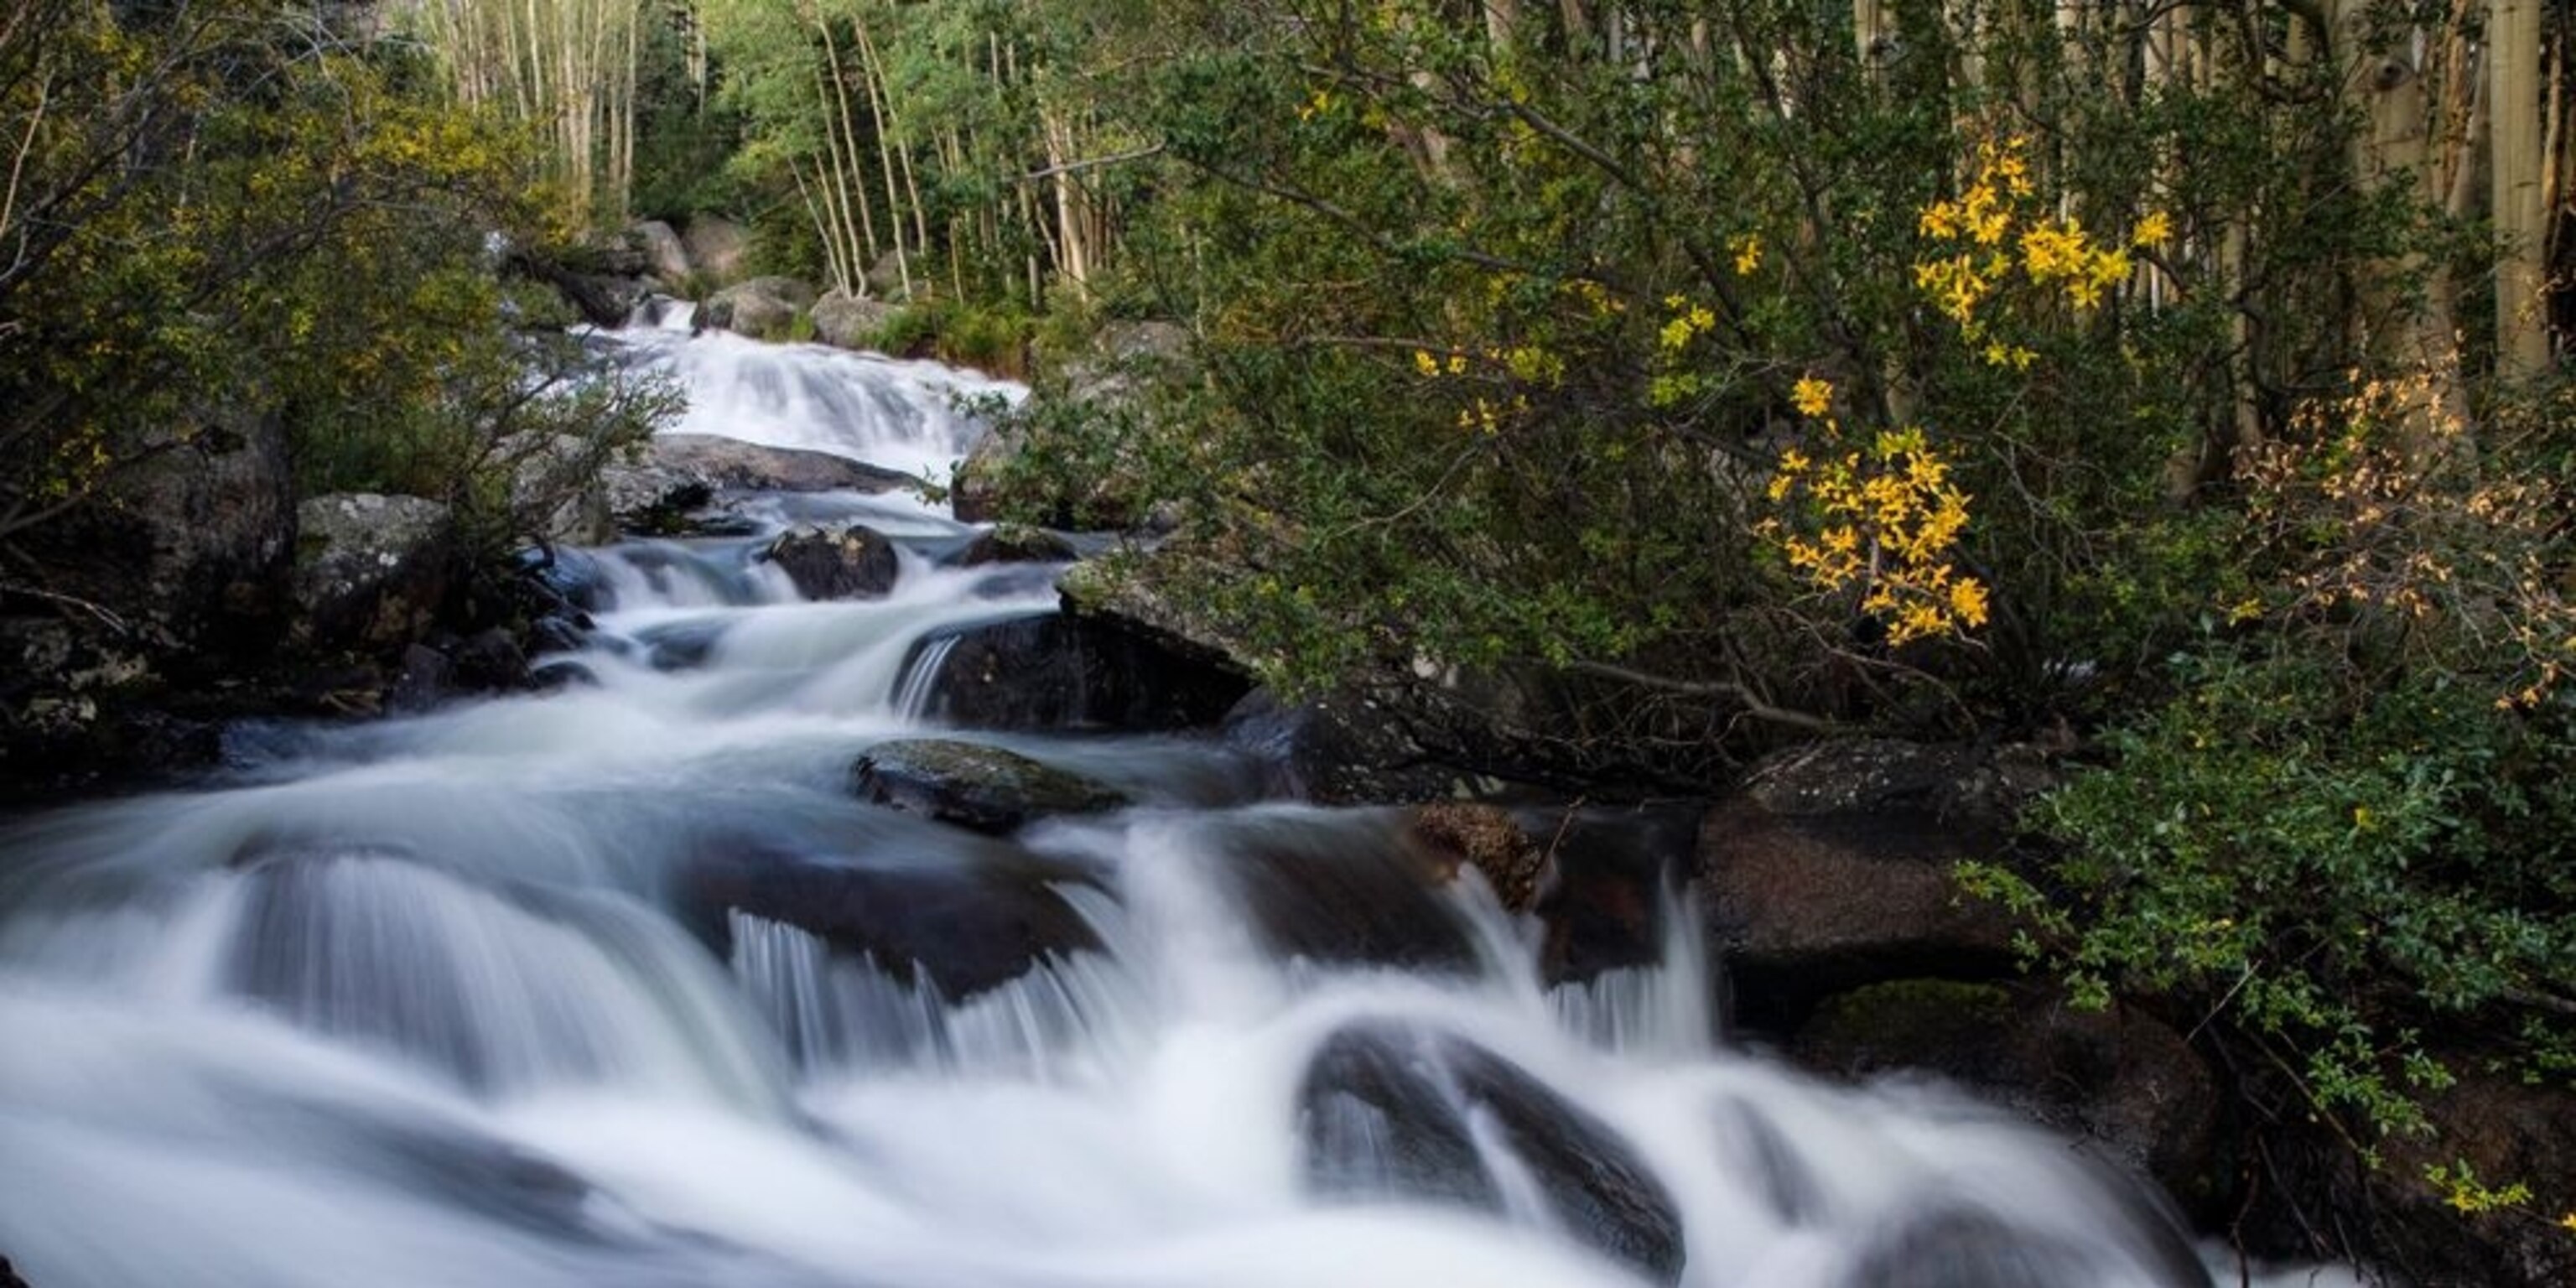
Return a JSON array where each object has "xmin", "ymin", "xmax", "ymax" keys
[{"xmin": 1964, "ymin": 642, "xmax": 2576, "ymax": 1151}]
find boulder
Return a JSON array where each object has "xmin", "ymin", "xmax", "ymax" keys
[
  {"xmin": 1696, "ymin": 740, "xmax": 2033, "ymax": 1034},
  {"xmin": 648, "ymin": 433, "xmax": 915, "ymax": 495},
  {"xmin": 762, "ymin": 525, "xmax": 899, "ymax": 601},
  {"xmin": 1409, "ymin": 801, "xmax": 1704, "ymax": 987},
  {"xmin": 810, "ymin": 289, "xmax": 899, "ymax": 351},
  {"xmin": 627, "ymin": 221, "xmax": 692, "ymax": 283},
  {"xmin": 596, "ymin": 435, "xmax": 915, "ymax": 536},
  {"xmin": 953, "ymin": 526, "xmax": 1079, "ymax": 568},
  {"xmin": 1298, "ymin": 1021, "xmax": 1685, "ymax": 1283},
  {"xmin": 1842, "ymin": 1206, "xmax": 2205, "ymax": 1288},
  {"xmin": 290, "ymin": 494, "xmax": 457, "ymax": 656},
  {"xmin": 1790, "ymin": 979, "xmax": 2223, "ymax": 1211},
  {"xmin": 850, "ymin": 739, "xmax": 1130, "ymax": 834},
  {"xmin": 681, "ymin": 839, "xmax": 1101, "ymax": 1002},
  {"xmin": 18, "ymin": 405, "xmax": 294, "ymax": 660},
  {"xmin": 909, "ymin": 612, "xmax": 1250, "ymax": 732},
  {"xmin": 680, "ymin": 216, "xmax": 749, "ymax": 286},
  {"xmin": 700, "ymin": 276, "xmax": 816, "ymax": 340},
  {"xmin": 1223, "ymin": 685, "xmax": 1478, "ymax": 804},
  {"xmin": 1207, "ymin": 811, "xmax": 1479, "ymax": 972}
]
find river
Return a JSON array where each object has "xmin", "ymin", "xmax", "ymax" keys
[{"xmin": 0, "ymin": 316, "xmax": 2351, "ymax": 1288}]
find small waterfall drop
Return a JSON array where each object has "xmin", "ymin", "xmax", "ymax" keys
[{"xmin": 0, "ymin": 327, "xmax": 2359, "ymax": 1288}]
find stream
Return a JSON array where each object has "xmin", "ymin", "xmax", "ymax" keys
[{"xmin": 0, "ymin": 317, "xmax": 2352, "ymax": 1288}]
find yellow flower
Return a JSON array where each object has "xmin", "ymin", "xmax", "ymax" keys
[
  {"xmin": 2133, "ymin": 210, "xmax": 2174, "ymax": 250},
  {"xmin": 1413, "ymin": 350, "xmax": 1441, "ymax": 377},
  {"xmin": 1792, "ymin": 376, "xmax": 1834, "ymax": 418},
  {"xmin": 1732, "ymin": 233, "xmax": 1764, "ymax": 275}
]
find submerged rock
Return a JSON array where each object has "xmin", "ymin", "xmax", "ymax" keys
[
  {"xmin": 851, "ymin": 739, "xmax": 1130, "ymax": 834},
  {"xmin": 682, "ymin": 838, "xmax": 1101, "ymax": 1001},
  {"xmin": 1208, "ymin": 813, "xmax": 1480, "ymax": 972},
  {"xmin": 1298, "ymin": 1021, "xmax": 1685, "ymax": 1283},
  {"xmin": 762, "ymin": 524, "xmax": 900, "ymax": 601},
  {"xmin": 1791, "ymin": 979, "xmax": 2221, "ymax": 1212}
]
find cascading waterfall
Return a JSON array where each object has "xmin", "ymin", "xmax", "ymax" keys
[{"xmin": 0, "ymin": 323, "xmax": 2358, "ymax": 1288}]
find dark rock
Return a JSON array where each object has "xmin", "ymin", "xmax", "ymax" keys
[
  {"xmin": 1696, "ymin": 749, "xmax": 2025, "ymax": 1034},
  {"xmin": 1740, "ymin": 737, "xmax": 2061, "ymax": 829},
  {"xmin": 631, "ymin": 618, "xmax": 729, "ymax": 673},
  {"xmin": 953, "ymin": 526, "xmax": 1079, "ymax": 568},
  {"xmin": 701, "ymin": 276, "xmax": 816, "ymax": 340},
  {"xmin": 1207, "ymin": 811, "xmax": 1479, "ymax": 972},
  {"xmin": 1298, "ymin": 1021, "xmax": 1685, "ymax": 1283},
  {"xmin": 527, "ymin": 615, "xmax": 588, "ymax": 656},
  {"xmin": 681, "ymin": 839, "xmax": 1101, "ymax": 1000},
  {"xmin": 1526, "ymin": 803, "xmax": 1701, "ymax": 986},
  {"xmin": 1844, "ymin": 1208, "xmax": 2115, "ymax": 1288},
  {"xmin": 1408, "ymin": 801, "xmax": 1704, "ymax": 987},
  {"xmin": 850, "ymin": 739, "xmax": 1130, "ymax": 834},
  {"xmin": 1409, "ymin": 802, "xmax": 1547, "ymax": 911},
  {"xmin": 449, "ymin": 627, "xmax": 529, "ymax": 692},
  {"xmin": 1, "ymin": 1254, "xmax": 28, "ymax": 1287},
  {"xmin": 1791, "ymin": 979, "xmax": 2222, "ymax": 1212},
  {"xmin": 1222, "ymin": 686, "xmax": 1472, "ymax": 804},
  {"xmin": 763, "ymin": 525, "xmax": 899, "ymax": 601},
  {"xmin": 506, "ymin": 249, "xmax": 646, "ymax": 328},
  {"xmin": 911, "ymin": 612, "xmax": 1250, "ymax": 732},
  {"xmin": 387, "ymin": 643, "xmax": 454, "ymax": 713},
  {"xmin": 15, "ymin": 403, "xmax": 293, "ymax": 661},
  {"xmin": 291, "ymin": 494, "xmax": 458, "ymax": 657}
]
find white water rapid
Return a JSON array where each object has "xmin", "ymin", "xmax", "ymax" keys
[{"xmin": 0, "ymin": 322, "xmax": 2351, "ymax": 1288}]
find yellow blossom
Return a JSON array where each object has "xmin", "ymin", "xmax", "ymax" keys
[
  {"xmin": 1792, "ymin": 376, "xmax": 1834, "ymax": 418},
  {"xmin": 2132, "ymin": 210, "xmax": 2173, "ymax": 250},
  {"xmin": 1732, "ymin": 233, "xmax": 1764, "ymax": 275}
]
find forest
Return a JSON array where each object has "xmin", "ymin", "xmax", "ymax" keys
[{"xmin": 5, "ymin": 0, "xmax": 2575, "ymax": 1279}]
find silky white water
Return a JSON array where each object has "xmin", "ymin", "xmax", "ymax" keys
[{"xmin": 0, "ymin": 325, "xmax": 2350, "ymax": 1288}]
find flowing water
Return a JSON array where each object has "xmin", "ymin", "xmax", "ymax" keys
[{"xmin": 0, "ymin": 323, "xmax": 2350, "ymax": 1288}]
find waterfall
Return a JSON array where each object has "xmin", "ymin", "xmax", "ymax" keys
[{"xmin": 0, "ymin": 327, "xmax": 2362, "ymax": 1288}]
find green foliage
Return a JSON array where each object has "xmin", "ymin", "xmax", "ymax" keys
[
  {"xmin": 1966, "ymin": 640, "xmax": 2576, "ymax": 1146},
  {"xmin": 0, "ymin": 1, "xmax": 673, "ymax": 564}
]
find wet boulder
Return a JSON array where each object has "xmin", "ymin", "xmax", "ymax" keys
[
  {"xmin": 291, "ymin": 494, "xmax": 458, "ymax": 656},
  {"xmin": 762, "ymin": 524, "xmax": 899, "ymax": 601},
  {"xmin": 911, "ymin": 612, "xmax": 1249, "ymax": 732},
  {"xmin": 1409, "ymin": 801, "xmax": 1703, "ymax": 988},
  {"xmin": 1697, "ymin": 740, "xmax": 2039, "ymax": 1034},
  {"xmin": 681, "ymin": 838, "xmax": 1101, "ymax": 1001},
  {"xmin": 1845, "ymin": 1208, "xmax": 2123, "ymax": 1288},
  {"xmin": 1790, "ymin": 979, "xmax": 2222, "ymax": 1213},
  {"xmin": 1298, "ymin": 1021, "xmax": 1685, "ymax": 1284},
  {"xmin": 1209, "ymin": 813, "xmax": 1480, "ymax": 973},
  {"xmin": 850, "ymin": 738, "xmax": 1130, "ymax": 834}
]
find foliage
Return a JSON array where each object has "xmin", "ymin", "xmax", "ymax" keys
[
  {"xmin": 0, "ymin": 0, "xmax": 671, "ymax": 577},
  {"xmin": 1960, "ymin": 368, "xmax": 2576, "ymax": 1184}
]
